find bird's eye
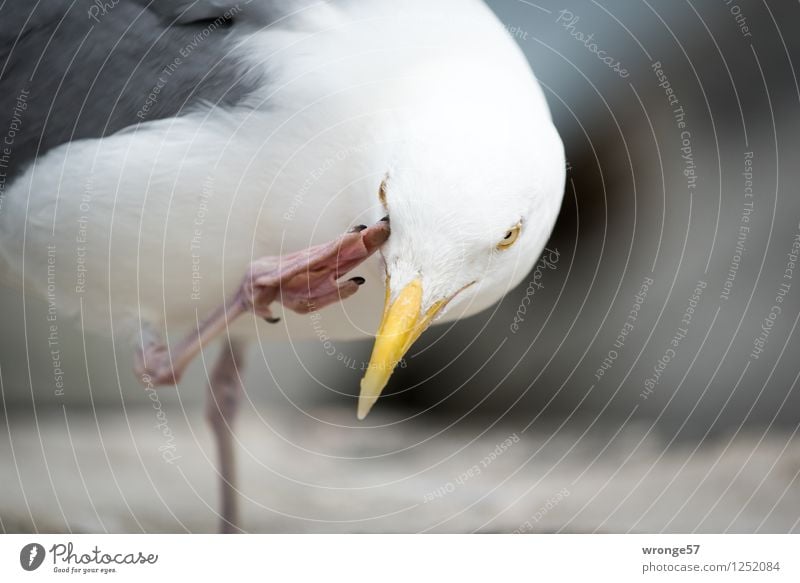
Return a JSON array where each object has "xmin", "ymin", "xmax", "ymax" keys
[{"xmin": 497, "ymin": 222, "xmax": 522, "ymax": 250}]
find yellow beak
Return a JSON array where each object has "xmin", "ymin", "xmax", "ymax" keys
[{"xmin": 357, "ymin": 278, "xmax": 444, "ymax": 420}]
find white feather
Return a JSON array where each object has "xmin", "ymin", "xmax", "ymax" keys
[{"xmin": 0, "ymin": 0, "xmax": 564, "ymax": 343}]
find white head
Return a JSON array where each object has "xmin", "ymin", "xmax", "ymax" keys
[{"xmin": 357, "ymin": 59, "xmax": 566, "ymax": 418}]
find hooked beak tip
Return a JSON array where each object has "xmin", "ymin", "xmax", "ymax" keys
[{"xmin": 356, "ymin": 395, "xmax": 376, "ymax": 420}]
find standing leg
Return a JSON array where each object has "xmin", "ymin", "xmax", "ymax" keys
[
  {"xmin": 206, "ymin": 338, "xmax": 247, "ymax": 533},
  {"xmin": 132, "ymin": 219, "xmax": 389, "ymax": 532}
]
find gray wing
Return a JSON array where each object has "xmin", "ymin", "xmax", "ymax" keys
[
  {"xmin": 0, "ymin": 0, "xmax": 267, "ymax": 186},
  {"xmin": 130, "ymin": 0, "xmax": 247, "ymax": 24},
  {"xmin": 129, "ymin": 0, "xmax": 295, "ymax": 26}
]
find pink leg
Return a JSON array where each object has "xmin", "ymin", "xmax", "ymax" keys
[
  {"xmin": 135, "ymin": 218, "xmax": 389, "ymax": 385},
  {"xmin": 206, "ymin": 338, "xmax": 246, "ymax": 534}
]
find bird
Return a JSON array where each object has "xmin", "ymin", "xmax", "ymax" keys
[{"xmin": 0, "ymin": 0, "xmax": 565, "ymax": 532}]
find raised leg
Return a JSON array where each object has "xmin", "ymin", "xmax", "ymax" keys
[
  {"xmin": 135, "ymin": 218, "xmax": 389, "ymax": 385},
  {"xmin": 206, "ymin": 338, "xmax": 247, "ymax": 534}
]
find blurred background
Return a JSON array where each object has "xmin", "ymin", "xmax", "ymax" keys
[{"xmin": 1, "ymin": 0, "xmax": 799, "ymax": 533}]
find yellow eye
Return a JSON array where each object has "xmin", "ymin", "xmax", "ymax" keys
[{"xmin": 497, "ymin": 223, "xmax": 522, "ymax": 249}]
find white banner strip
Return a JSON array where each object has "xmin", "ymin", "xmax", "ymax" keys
[{"xmin": 1, "ymin": 534, "xmax": 797, "ymax": 581}]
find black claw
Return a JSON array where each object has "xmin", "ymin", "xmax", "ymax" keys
[
  {"xmin": 350, "ymin": 276, "xmax": 366, "ymax": 286},
  {"xmin": 264, "ymin": 316, "xmax": 281, "ymax": 324},
  {"xmin": 381, "ymin": 215, "xmax": 390, "ymax": 222},
  {"xmin": 349, "ymin": 224, "xmax": 368, "ymax": 233}
]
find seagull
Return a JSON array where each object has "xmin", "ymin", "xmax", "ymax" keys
[{"xmin": 0, "ymin": 0, "xmax": 565, "ymax": 532}]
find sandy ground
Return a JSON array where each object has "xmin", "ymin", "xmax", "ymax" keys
[{"xmin": 1, "ymin": 405, "xmax": 798, "ymax": 533}]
